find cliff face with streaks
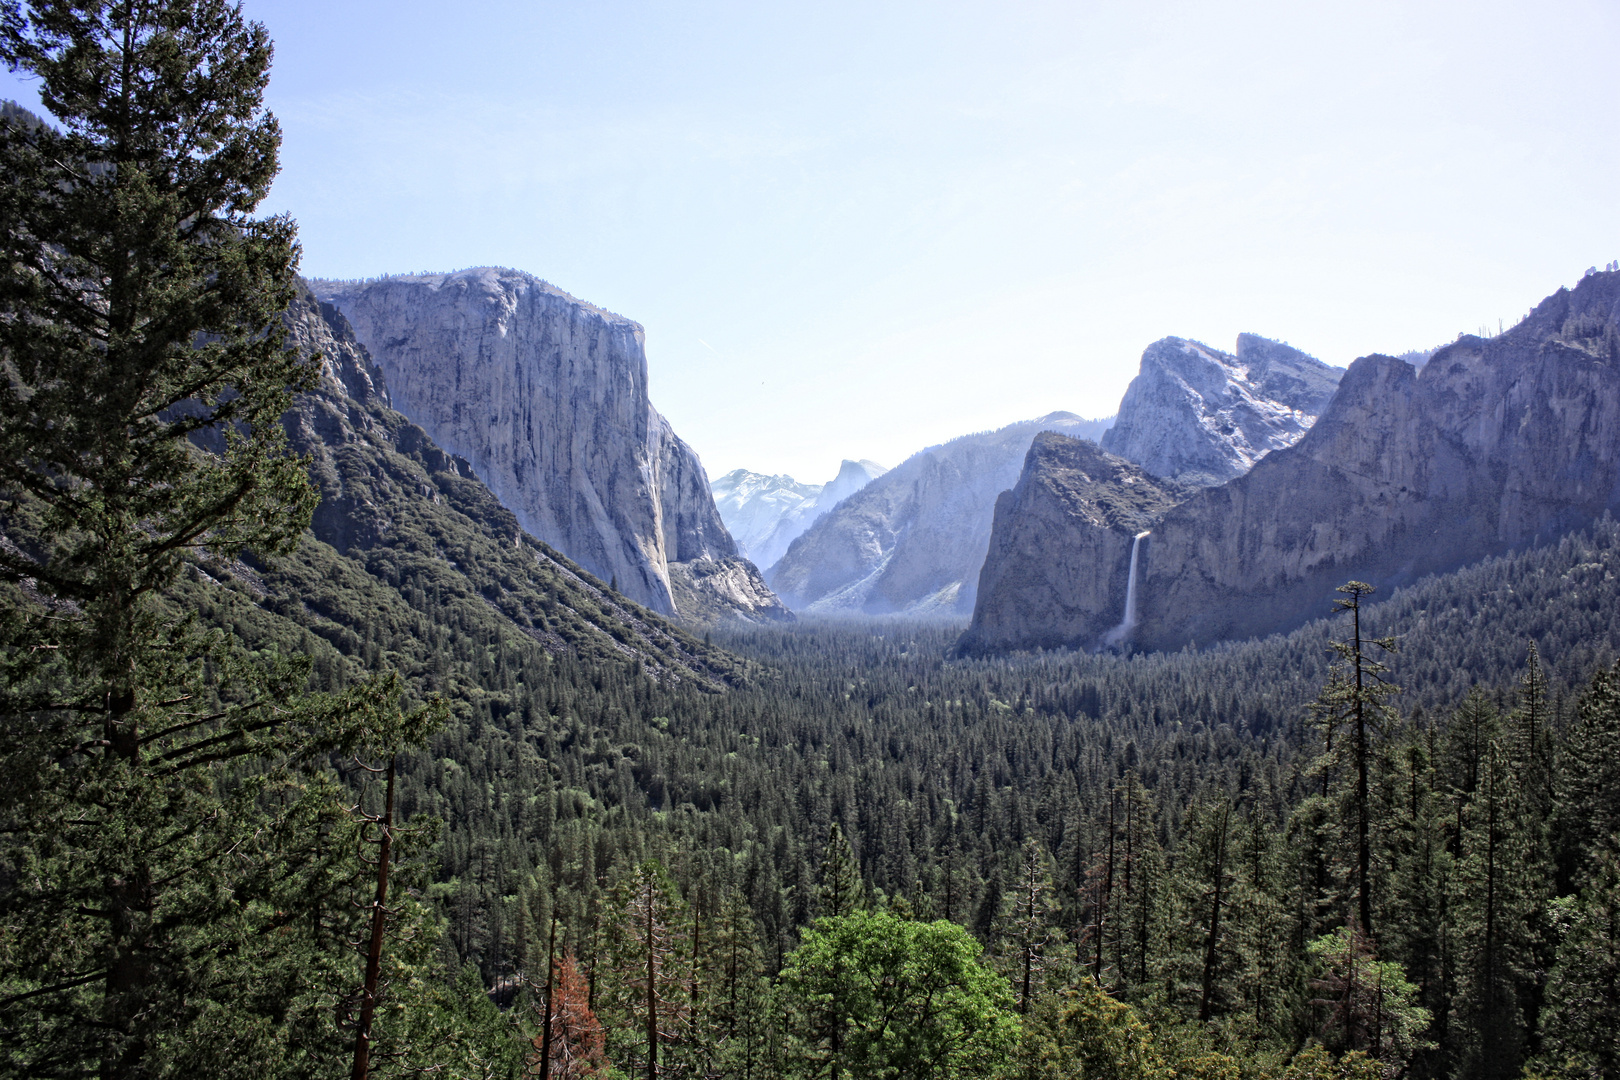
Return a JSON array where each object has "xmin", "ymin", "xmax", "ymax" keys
[
  {"xmin": 967, "ymin": 272, "xmax": 1620, "ymax": 652},
  {"xmin": 317, "ymin": 268, "xmax": 788, "ymax": 623},
  {"xmin": 958, "ymin": 433, "xmax": 1185, "ymax": 653}
]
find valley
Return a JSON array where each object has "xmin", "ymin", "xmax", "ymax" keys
[{"xmin": 3, "ymin": 13, "xmax": 1620, "ymax": 1075}]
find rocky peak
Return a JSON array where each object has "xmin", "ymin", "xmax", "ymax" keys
[
  {"xmin": 819, "ymin": 459, "xmax": 888, "ymax": 510},
  {"xmin": 1100, "ymin": 334, "xmax": 1343, "ymax": 486},
  {"xmin": 710, "ymin": 469, "xmax": 822, "ymax": 566},
  {"xmin": 314, "ymin": 267, "xmax": 788, "ymax": 623},
  {"xmin": 966, "ymin": 270, "xmax": 1620, "ymax": 654},
  {"xmin": 738, "ymin": 458, "xmax": 889, "ymax": 575}
]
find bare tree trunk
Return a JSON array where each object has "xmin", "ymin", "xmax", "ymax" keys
[
  {"xmin": 352, "ymin": 758, "xmax": 395, "ymax": 1080},
  {"xmin": 646, "ymin": 875, "xmax": 658, "ymax": 1080},
  {"xmin": 1353, "ymin": 599, "xmax": 1373, "ymax": 939},
  {"xmin": 538, "ymin": 910, "xmax": 557, "ymax": 1080},
  {"xmin": 1198, "ymin": 803, "xmax": 1230, "ymax": 1022}
]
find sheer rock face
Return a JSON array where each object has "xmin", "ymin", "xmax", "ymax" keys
[
  {"xmin": 767, "ymin": 413, "xmax": 1112, "ymax": 616},
  {"xmin": 1100, "ymin": 334, "xmax": 1343, "ymax": 485},
  {"xmin": 315, "ymin": 268, "xmax": 788, "ymax": 623},
  {"xmin": 967, "ymin": 271, "xmax": 1620, "ymax": 652},
  {"xmin": 957, "ymin": 434, "xmax": 1185, "ymax": 653},
  {"xmin": 274, "ymin": 282, "xmax": 744, "ymax": 685}
]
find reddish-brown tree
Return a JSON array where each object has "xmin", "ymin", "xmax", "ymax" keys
[{"xmin": 530, "ymin": 954, "xmax": 609, "ymax": 1079}]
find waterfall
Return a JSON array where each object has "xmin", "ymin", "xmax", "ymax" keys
[{"xmin": 1101, "ymin": 531, "xmax": 1151, "ymax": 648}]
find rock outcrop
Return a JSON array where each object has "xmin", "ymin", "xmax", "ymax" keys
[
  {"xmin": 967, "ymin": 271, "xmax": 1620, "ymax": 652},
  {"xmin": 275, "ymin": 282, "xmax": 746, "ymax": 684},
  {"xmin": 767, "ymin": 413, "xmax": 1113, "ymax": 616},
  {"xmin": 958, "ymin": 433, "xmax": 1185, "ymax": 652},
  {"xmin": 315, "ymin": 268, "xmax": 789, "ymax": 623},
  {"xmin": 1100, "ymin": 334, "xmax": 1343, "ymax": 485}
]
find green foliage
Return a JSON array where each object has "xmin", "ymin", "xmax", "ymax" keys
[
  {"xmin": 1528, "ymin": 860, "xmax": 1620, "ymax": 1079},
  {"xmin": 1307, "ymin": 926, "xmax": 1432, "ymax": 1072},
  {"xmin": 781, "ymin": 909, "xmax": 1018, "ymax": 1080},
  {"xmin": 0, "ymin": 1, "xmax": 362, "ymax": 1073},
  {"xmin": 1009, "ymin": 979, "xmax": 1171, "ymax": 1080}
]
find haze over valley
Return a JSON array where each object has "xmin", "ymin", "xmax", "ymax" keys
[{"xmin": 4, "ymin": 3, "xmax": 1620, "ymax": 1079}]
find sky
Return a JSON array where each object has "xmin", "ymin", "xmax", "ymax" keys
[{"xmin": 4, "ymin": 1, "xmax": 1619, "ymax": 483}]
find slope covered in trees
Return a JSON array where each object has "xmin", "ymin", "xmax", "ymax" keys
[{"xmin": 5, "ymin": 2, "xmax": 1620, "ymax": 1076}]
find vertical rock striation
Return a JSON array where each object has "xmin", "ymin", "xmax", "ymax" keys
[
  {"xmin": 967, "ymin": 271, "xmax": 1620, "ymax": 652},
  {"xmin": 957, "ymin": 433, "xmax": 1185, "ymax": 653},
  {"xmin": 316, "ymin": 268, "xmax": 788, "ymax": 623}
]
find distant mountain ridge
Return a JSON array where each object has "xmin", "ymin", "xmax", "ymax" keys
[
  {"xmin": 767, "ymin": 412, "xmax": 1113, "ymax": 616},
  {"xmin": 316, "ymin": 269, "xmax": 788, "ymax": 624},
  {"xmin": 712, "ymin": 459, "xmax": 889, "ymax": 573},
  {"xmin": 711, "ymin": 469, "xmax": 821, "ymax": 566}
]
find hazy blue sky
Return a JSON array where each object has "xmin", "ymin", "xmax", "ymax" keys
[{"xmin": 5, "ymin": 1, "xmax": 1618, "ymax": 482}]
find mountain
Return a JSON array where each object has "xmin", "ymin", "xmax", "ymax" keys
[
  {"xmin": 266, "ymin": 282, "xmax": 749, "ymax": 686},
  {"xmin": 741, "ymin": 458, "xmax": 889, "ymax": 572},
  {"xmin": 767, "ymin": 413, "xmax": 1113, "ymax": 616},
  {"xmin": 964, "ymin": 270, "xmax": 1620, "ymax": 653},
  {"xmin": 710, "ymin": 469, "xmax": 822, "ymax": 566},
  {"xmin": 955, "ymin": 433, "xmax": 1187, "ymax": 654},
  {"xmin": 314, "ymin": 269, "xmax": 788, "ymax": 624},
  {"xmin": 1100, "ymin": 334, "xmax": 1343, "ymax": 485}
]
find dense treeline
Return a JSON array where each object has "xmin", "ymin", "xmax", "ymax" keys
[
  {"xmin": 351, "ymin": 522, "xmax": 1617, "ymax": 1078},
  {"xmin": 5, "ymin": 2, "xmax": 1620, "ymax": 1075}
]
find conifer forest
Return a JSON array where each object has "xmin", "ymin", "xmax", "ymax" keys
[{"xmin": 3, "ymin": 3, "xmax": 1620, "ymax": 1079}]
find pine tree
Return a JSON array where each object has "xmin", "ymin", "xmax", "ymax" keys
[
  {"xmin": 601, "ymin": 861, "xmax": 689, "ymax": 1080},
  {"xmin": 1327, "ymin": 582, "xmax": 1400, "ymax": 941},
  {"xmin": 0, "ymin": 2, "xmax": 372, "ymax": 1075},
  {"xmin": 1004, "ymin": 838, "xmax": 1060, "ymax": 1013},
  {"xmin": 529, "ymin": 953, "xmax": 609, "ymax": 1079},
  {"xmin": 1449, "ymin": 739, "xmax": 1534, "ymax": 1078},
  {"xmin": 815, "ymin": 821, "xmax": 863, "ymax": 919},
  {"xmin": 1531, "ymin": 856, "xmax": 1620, "ymax": 1079}
]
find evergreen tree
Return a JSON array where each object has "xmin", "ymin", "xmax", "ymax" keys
[
  {"xmin": 1003, "ymin": 838, "xmax": 1060, "ymax": 1013},
  {"xmin": 1531, "ymin": 856, "xmax": 1620, "ymax": 1079},
  {"xmin": 1449, "ymin": 739, "xmax": 1534, "ymax": 1078},
  {"xmin": 0, "ymin": 1, "xmax": 381, "ymax": 1075},
  {"xmin": 600, "ymin": 861, "xmax": 689, "ymax": 1080},
  {"xmin": 814, "ymin": 821, "xmax": 863, "ymax": 919},
  {"xmin": 1326, "ymin": 582, "xmax": 1400, "ymax": 941}
]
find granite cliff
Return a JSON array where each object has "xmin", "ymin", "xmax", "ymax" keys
[
  {"xmin": 274, "ymin": 282, "xmax": 746, "ymax": 683},
  {"xmin": 957, "ymin": 433, "xmax": 1185, "ymax": 652},
  {"xmin": 966, "ymin": 271, "xmax": 1620, "ymax": 652},
  {"xmin": 316, "ymin": 269, "xmax": 788, "ymax": 623},
  {"xmin": 768, "ymin": 413, "xmax": 1112, "ymax": 616},
  {"xmin": 1101, "ymin": 334, "xmax": 1343, "ymax": 485}
]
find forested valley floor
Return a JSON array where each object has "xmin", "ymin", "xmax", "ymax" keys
[
  {"xmin": 215, "ymin": 513, "xmax": 1620, "ymax": 1078},
  {"xmin": 6, "ymin": 6, "xmax": 1618, "ymax": 1074}
]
